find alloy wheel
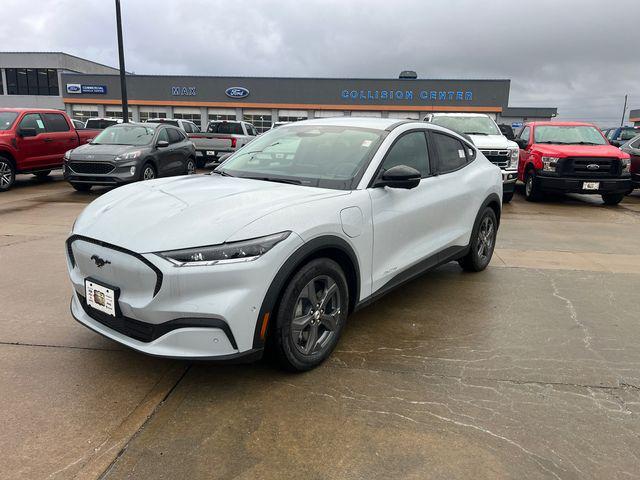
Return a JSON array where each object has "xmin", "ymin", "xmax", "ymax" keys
[
  {"xmin": 291, "ymin": 275, "xmax": 342, "ymax": 356},
  {"xmin": 187, "ymin": 160, "xmax": 196, "ymax": 174},
  {"xmin": 525, "ymin": 175, "xmax": 532, "ymax": 197},
  {"xmin": 476, "ymin": 215, "xmax": 495, "ymax": 261},
  {"xmin": 143, "ymin": 166, "xmax": 156, "ymax": 180},
  {"xmin": 0, "ymin": 161, "xmax": 13, "ymax": 189}
]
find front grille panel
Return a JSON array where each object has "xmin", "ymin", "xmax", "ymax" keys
[
  {"xmin": 69, "ymin": 161, "xmax": 115, "ymax": 175},
  {"xmin": 560, "ymin": 157, "xmax": 620, "ymax": 178},
  {"xmin": 78, "ymin": 293, "xmax": 155, "ymax": 342},
  {"xmin": 481, "ymin": 149, "xmax": 510, "ymax": 168}
]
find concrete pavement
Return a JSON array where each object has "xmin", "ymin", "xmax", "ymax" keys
[{"xmin": 1, "ymin": 172, "xmax": 639, "ymax": 479}]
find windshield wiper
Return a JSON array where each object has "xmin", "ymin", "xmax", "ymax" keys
[
  {"xmin": 465, "ymin": 131, "xmax": 489, "ymax": 135},
  {"xmin": 210, "ymin": 170, "xmax": 234, "ymax": 177},
  {"xmin": 243, "ymin": 176, "xmax": 301, "ymax": 185},
  {"xmin": 571, "ymin": 142, "xmax": 601, "ymax": 145}
]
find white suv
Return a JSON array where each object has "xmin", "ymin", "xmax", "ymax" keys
[
  {"xmin": 67, "ymin": 117, "xmax": 502, "ymax": 371},
  {"xmin": 425, "ymin": 113, "xmax": 519, "ymax": 202}
]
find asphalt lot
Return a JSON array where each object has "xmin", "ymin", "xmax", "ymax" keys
[{"xmin": 1, "ymin": 171, "xmax": 640, "ymax": 480}]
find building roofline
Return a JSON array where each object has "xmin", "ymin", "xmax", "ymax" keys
[{"xmin": 0, "ymin": 51, "xmax": 119, "ymax": 72}]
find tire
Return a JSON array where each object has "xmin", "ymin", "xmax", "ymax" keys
[
  {"xmin": 502, "ymin": 191, "xmax": 514, "ymax": 203},
  {"xmin": 458, "ymin": 207, "xmax": 498, "ymax": 272},
  {"xmin": 185, "ymin": 157, "xmax": 196, "ymax": 175},
  {"xmin": 0, "ymin": 156, "xmax": 16, "ymax": 192},
  {"xmin": 71, "ymin": 183, "xmax": 92, "ymax": 192},
  {"xmin": 273, "ymin": 258, "xmax": 349, "ymax": 372},
  {"xmin": 33, "ymin": 170, "xmax": 51, "ymax": 179},
  {"xmin": 141, "ymin": 163, "xmax": 156, "ymax": 181},
  {"xmin": 524, "ymin": 169, "xmax": 542, "ymax": 202},
  {"xmin": 602, "ymin": 193, "xmax": 624, "ymax": 205},
  {"xmin": 196, "ymin": 158, "xmax": 206, "ymax": 168}
]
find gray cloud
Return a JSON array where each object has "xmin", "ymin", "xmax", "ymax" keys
[{"xmin": 1, "ymin": 0, "xmax": 638, "ymax": 125}]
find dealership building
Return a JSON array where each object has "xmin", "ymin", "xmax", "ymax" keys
[
  {"xmin": 1, "ymin": 52, "xmax": 557, "ymax": 133},
  {"xmin": 629, "ymin": 109, "xmax": 640, "ymax": 127}
]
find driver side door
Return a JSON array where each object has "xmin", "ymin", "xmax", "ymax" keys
[
  {"xmin": 368, "ymin": 129, "xmax": 445, "ymax": 294},
  {"xmin": 153, "ymin": 128, "xmax": 173, "ymax": 176}
]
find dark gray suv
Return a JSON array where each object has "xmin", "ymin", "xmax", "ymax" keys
[{"xmin": 63, "ymin": 123, "xmax": 196, "ymax": 191}]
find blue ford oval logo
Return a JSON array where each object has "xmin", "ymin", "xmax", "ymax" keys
[
  {"xmin": 225, "ymin": 87, "xmax": 249, "ymax": 99},
  {"xmin": 67, "ymin": 84, "xmax": 81, "ymax": 92}
]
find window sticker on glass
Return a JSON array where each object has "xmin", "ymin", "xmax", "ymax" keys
[
  {"xmin": 458, "ymin": 149, "xmax": 465, "ymax": 158},
  {"xmin": 36, "ymin": 119, "xmax": 45, "ymax": 129},
  {"xmin": 361, "ymin": 139, "xmax": 372, "ymax": 148}
]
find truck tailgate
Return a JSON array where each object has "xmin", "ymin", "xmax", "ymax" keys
[{"xmin": 189, "ymin": 133, "xmax": 234, "ymax": 152}]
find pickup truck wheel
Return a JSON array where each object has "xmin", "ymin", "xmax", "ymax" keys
[
  {"xmin": 459, "ymin": 207, "xmax": 497, "ymax": 272},
  {"xmin": 0, "ymin": 157, "xmax": 16, "ymax": 192},
  {"xmin": 33, "ymin": 170, "xmax": 51, "ymax": 179},
  {"xmin": 524, "ymin": 170, "xmax": 542, "ymax": 202},
  {"xmin": 502, "ymin": 191, "xmax": 514, "ymax": 203},
  {"xmin": 71, "ymin": 183, "xmax": 92, "ymax": 192},
  {"xmin": 602, "ymin": 193, "xmax": 624, "ymax": 205},
  {"xmin": 141, "ymin": 163, "xmax": 156, "ymax": 181},
  {"xmin": 274, "ymin": 258, "xmax": 349, "ymax": 372}
]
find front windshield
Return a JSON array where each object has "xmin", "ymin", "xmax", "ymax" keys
[
  {"xmin": 218, "ymin": 124, "xmax": 385, "ymax": 189},
  {"xmin": 620, "ymin": 128, "xmax": 639, "ymax": 141},
  {"xmin": 430, "ymin": 115, "xmax": 500, "ymax": 135},
  {"xmin": 534, "ymin": 126, "xmax": 607, "ymax": 145},
  {"xmin": 92, "ymin": 124, "xmax": 156, "ymax": 146},
  {"xmin": 0, "ymin": 112, "xmax": 18, "ymax": 130}
]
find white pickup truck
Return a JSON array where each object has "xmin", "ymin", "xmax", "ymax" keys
[
  {"xmin": 424, "ymin": 113, "xmax": 519, "ymax": 202},
  {"xmin": 190, "ymin": 120, "xmax": 258, "ymax": 166}
]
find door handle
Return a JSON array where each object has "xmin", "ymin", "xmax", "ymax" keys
[{"xmin": 43, "ymin": 138, "xmax": 53, "ymax": 142}]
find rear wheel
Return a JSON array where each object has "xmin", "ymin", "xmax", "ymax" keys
[
  {"xmin": 602, "ymin": 193, "xmax": 624, "ymax": 205},
  {"xmin": 524, "ymin": 169, "xmax": 542, "ymax": 202},
  {"xmin": 33, "ymin": 170, "xmax": 51, "ymax": 179},
  {"xmin": 502, "ymin": 191, "xmax": 514, "ymax": 203},
  {"xmin": 459, "ymin": 207, "xmax": 497, "ymax": 272},
  {"xmin": 185, "ymin": 157, "xmax": 196, "ymax": 175},
  {"xmin": 0, "ymin": 156, "xmax": 15, "ymax": 192},
  {"xmin": 71, "ymin": 183, "xmax": 92, "ymax": 192},
  {"xmin": 141, "ymin": 163, "xmax": 156, "ymax": 181},
  {"xmin": 274, "ymin": 258, "xmax": 349, "ymax": 371}
]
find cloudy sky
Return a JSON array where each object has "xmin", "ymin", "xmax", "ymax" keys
[{"xmin": 2, "ymin": 0, "xmax": 638, "ymax": 125}]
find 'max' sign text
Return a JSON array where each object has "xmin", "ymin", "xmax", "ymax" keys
[{"xmin": 172, "ymin": 86, "xmax": 197, "ymax": 96}]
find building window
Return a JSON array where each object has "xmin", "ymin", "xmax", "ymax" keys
[
  {"xmin": 105, "ymin": 108, "xmax": 133, "ymax": 121},
  {"xmin": 208, "ymin": 108, "xmax": 236, "ymax": 122},
  {"xmin": 5, "ymin": 68, "xmax": 58, "ymax": 96},
  {"xmin": 139, "ymin": 110, "xmax": 167, "ymax": 122},
  {"xmin": 71, "ymin": 106, "xmax": 99, "ymax": 123},
  {"xmin": 314, "ymin": 110, "xmax": 345, "ymax": 118},
  {"xmin": 243, "ymin": 110, "xmax": 272, "ymax": 133},
  {"xmin": 277, "ymin": 110, "xmax": 308, "ymax": 123}
]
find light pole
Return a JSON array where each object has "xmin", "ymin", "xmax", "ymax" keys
[{"xmin": 115, "ymin": 0, "xmax": 129, "ymax": 122}]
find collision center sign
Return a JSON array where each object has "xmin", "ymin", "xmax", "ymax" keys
[{"xmin": 66, "ymin": 84, "xmax": 107, "ymax": 94}]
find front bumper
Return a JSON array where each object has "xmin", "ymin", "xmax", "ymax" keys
[
  {"xmin": 536, "ymin": 175, "xmax": 632, "ymax": 194},
  {"xmin": 66, "ymin": 233, "xmax": 303, "ymax": 359},
  {"xmin": 502, "ymin": 170, "xmax": 517, "ymax": 192},
  {"xmin": 632, "ymin": 172, "xmax": 640, "ymax": 189},
  {"xmin": 63, "ymin": 161, "xmax": 139, "ymax": 186}
]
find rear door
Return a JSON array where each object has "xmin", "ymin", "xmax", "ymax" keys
[
  {"xmin": 42, "ymin": 112, "xmax": 79, "ymax": 161},
  {"xmin": 368, "ymin": 129, "xmax": 444, "ymax": 293},
  {"xmin": 14, "ymin": 113, "xmax": 49, "ymax": 170},
  {"xmin": 153, "ymin": 128, "xmax": 173, "ymax": 176},
  {"xmin": 166, "ymin": 127, "xmax": 189, "ymax": 174}
]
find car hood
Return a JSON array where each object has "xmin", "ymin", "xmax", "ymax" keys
[
  {"xmin": 69, "ymin": 143, "xmax": 146, "ymax": 160},
  {"xmin": 531, "ymin": 143, "xmax": 625, "ymax": 158},
  {"xmin": 468, "ymin": 134, "xmax": 516, "ymax": 150},
  {"xmin": 73, "ymin": 174, "xmax": 348, "ymax": 252}
]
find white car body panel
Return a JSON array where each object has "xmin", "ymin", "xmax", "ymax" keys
[{"xmin": 67, "ymin": 117, "xmax": 502, "ymax": 360}]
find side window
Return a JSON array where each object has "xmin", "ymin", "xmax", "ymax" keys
[
  {"xmin": 42, "ymin": 113, "xmax": 70, "ymax": 132},
  {"xmin": 19, "ymin": 113, "xmax": 46, "ymax": 134},
  {"xmin": 432, "ymin": 132, "xmax": 468, "ymax": 173},
  {"xmin": 167, "ymin": 128, "xmax": 184, "ymax": 144},
  {"xmin": 607, "ymin": 129, "xmax": 615, "ymax": 140},
  {"xmin": 380, "ymin": 131, "xmax": 430, "ymax": 177},
  {"xmin": 156, "ymin": 128, "xmax": 169, "ymax": 143},
  {"xmin": 183, "ymin": 122, "xmax": 193, "ymax": 133},
  {"xmin": 519, "ymin": 126, "xmax": 530, "ymax": 144}
]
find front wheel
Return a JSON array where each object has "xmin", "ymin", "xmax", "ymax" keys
[
  {"xmin": 274, "ymin": 258, "xmax": 349, "ymax": 371},
  {"xmin": 141, "ymin": 163, "xmax": 156, "ymax": 181},
  {"xmin": 459, "ymin": 207, "xmax": 498, "ymax": 272},
  {"xmin": 602, "ymin": 193, "xmax": 624, "ymax": 205},
  {"xmin": 0, "ymin": 157, "xmax": 16, "ymax": 192},
  {"xmin": 524, "ymin": 170, "xmax": 543, "ymax": 202}
]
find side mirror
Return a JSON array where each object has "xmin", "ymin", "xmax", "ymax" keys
[
  {"xmin": 376, "ymin": 165, "xmax": 421, "ymax": 189},
  {"xmin": 156, "ymin": 140, "xmax": 169, "ymax": 148},
  {"xmin": 18, "ymin": 127, "xmax": 37, "ymax": 137},
  {"xmin": 515, "ymin": 138, "xmax": 528, "ymax": 149}
]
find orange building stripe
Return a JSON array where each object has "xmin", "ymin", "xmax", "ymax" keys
[
  {"xmin": 630, "ymin": 117, "xmax": 640, "ymax": 122},
  {"xmin": 63, "ymin": 97, "xmax": 502, "ymax": 113}
]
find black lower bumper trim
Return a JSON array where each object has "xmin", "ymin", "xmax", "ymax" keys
[
  {"xmin": 76, "ymin": 293, "xmax": 238, "ymax": 349},
  {"xmin": 503, "ymin": 182, "xmax": 516, "ymax": 194},
  {"xmin": 537, "ymin": 176, "xmax": 632, "ymax": 194}
]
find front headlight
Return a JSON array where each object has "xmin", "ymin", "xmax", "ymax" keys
[
  {"xmin": 542, "ymin": 156, "xmax": 560, "ymax": 172},
  {"xmin": 621, "ymin": 158, "xmax": 630, "ymax": 174},
  {"xmin": 508, "ymin": 147, "xmax": 519, "ymax": 168},
  {"xmin": 64, "ymin": 150, "xmax": 72, "ymax": 160},
  {"xmin": 157, "ymin": 231, "xmax": 291, "ymax": 266},
  {"xmin": 115, "ymin": 150, "xmax": 142, "ymax": 161}
]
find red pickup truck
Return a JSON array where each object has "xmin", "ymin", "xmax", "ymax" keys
[
  {"xmin": 515, "ymin": 121, "xmax": 632, "ymax": 205},
  {"xmin": 0, "ymin": 108, "xmax": 98, "ymax": 192}
]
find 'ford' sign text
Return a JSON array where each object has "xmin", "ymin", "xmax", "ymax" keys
[
  {"xmin": 66, "ymin": 84, "xmax": 82, "ymax": 94},
  {"xmin": 225, "ymin": 87, "xmax": 250, "ymax": 99}
]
